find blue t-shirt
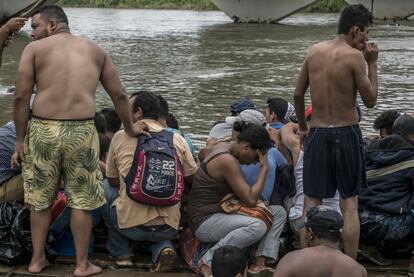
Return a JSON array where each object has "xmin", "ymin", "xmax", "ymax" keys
[
  {"xmin": 166, "ymin": 127, "xmax": 196, "ymax": 158},
  {"xmin": 0, "ymin": 122, "xmax": 20, "ymax": 184},
  {"xmin": 269, "ymin": 122, "xmax": 284, "ymax": 130},
  {"xmin": 241, "ymin": 148, "xmax": 287, "ymax": 203}
]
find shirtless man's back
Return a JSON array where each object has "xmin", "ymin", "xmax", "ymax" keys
[
  {"xmin": 12, "ymin": 5, "xmax": 146, "ymax": 277},
  {"xmin": 274, "ymin": 246, "xmax": 367, "ymax": 277},
  {"xmin": 274, "ymin": 206, "xmax": 367, "ymax": 277},
  {"xmin": 294, "ymin": 4, "xmax": 378, "ymax": 259}
]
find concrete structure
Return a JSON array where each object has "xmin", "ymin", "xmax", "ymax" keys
[
  {"xmin": 211, "ymin": 0, "xmax": 414, "ymax": 23},
  {"xmin": 346, "ymin": 0, "xmax": 414, "ymax": 20},
  {"xmin": 0, "ymin": 0, "xmax": 57, "ymax": 25}
]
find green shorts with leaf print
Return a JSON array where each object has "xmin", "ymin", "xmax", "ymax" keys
[{"xmin": 22, "ymin": 117, "xmax": 106, "ymax": 211}]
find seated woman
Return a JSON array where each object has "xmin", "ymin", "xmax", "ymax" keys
[{"xmin": 188, "ymin": 124, "xmax": 282, "ymax": 277}]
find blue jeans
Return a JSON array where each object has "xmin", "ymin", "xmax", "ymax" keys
[
  {"xmin": 360, "ymin": 209, "xmax": 414, "ymax": 255},
  {"xmin": 100, "ymin": 180, "xmax": 178, "ymax": 263},
  {"xmin": 195, "ymin": 205, "xmax": 286, "ymax": 267}
]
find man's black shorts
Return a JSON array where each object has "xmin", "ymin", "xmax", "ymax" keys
[{"xmin": 303, "ymin": 125, "xmax": 366, "ymax": 199}]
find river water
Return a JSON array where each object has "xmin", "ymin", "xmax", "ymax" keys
[{"xmin": 0, "ymin": 8, "xmax": 413, "ymax": 148}]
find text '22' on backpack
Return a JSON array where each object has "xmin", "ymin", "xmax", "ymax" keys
[{"xmin": 124, "ymin": 130, "xmax": 184, "ymax": 206}]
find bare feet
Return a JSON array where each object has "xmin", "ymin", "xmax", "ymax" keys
[
  {"xmin": 28, "ymin": 258, "xmax": 50, "ymax": 274},
  {"xmin": 74, "ymin": 262, "xmax": 102, "ymax": 277},
  {"xmin": 198, "ymin": 259, "xmax": 212, "ymax": 277},
  {"xmin": 247, "ymin": 265, "xmax": 275, "ymax": 277}
]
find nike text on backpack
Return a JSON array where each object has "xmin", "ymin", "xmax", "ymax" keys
[{"xmin": 124, "ymin": 130, "xmax": 184, "ymax": 206}]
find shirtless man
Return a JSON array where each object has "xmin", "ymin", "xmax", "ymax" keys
[
  {"xmin": 274, "ymin": 206, "xmax": 367, "ymax": 277},
  {"xmin": 294, "ymin": 4, "xmax": 378, "ymax": 259},
  {"xmin": 0, "ymin": 17, "xmax": 27, "ymax": 65},
  {"xmin": 11, "ymin": 5, "xmax": 147, "ymax": 276}
]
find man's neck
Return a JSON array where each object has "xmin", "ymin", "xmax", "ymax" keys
[
  {"xmin": 314, "ymin": 239, "xmax": 340, "ymax": 250},
  {"xmin": 336, "ymin": 34, "xmax": 354, "ymax": 48},
  {"xmin": 53, "ymin": 25, "xmax": 71, "ymax": 36}
]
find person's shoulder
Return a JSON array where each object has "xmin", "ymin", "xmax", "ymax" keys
[{"xmin": 111, "ymin": 129, "xmax": 132, "ymax": 144}]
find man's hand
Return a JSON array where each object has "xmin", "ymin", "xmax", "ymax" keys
[
  {"xmin": 2, "ymin": 34, "xmax": 13, "ymax": 47},
  {"xmin": 4, "ymin": 17, "xmax": 27, "ymax": 34},
  {"xmin": 363, "ymin": 42, "xmax": 379, "ymax": 63},
  {"xmin": 125, "ymin": 120, "xmax": 150, "ymax": 137},
  {"xmin": 11, "ymin": 141, "xmax": 25, "ymax": 169},
  {"xmin": 298, "ymin": 129, "xmax": 309, "ymax": 150}
]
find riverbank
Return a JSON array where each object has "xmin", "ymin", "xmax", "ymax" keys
[{"xmin": 57, "ymin": 0, "xmax": 348, "ymax": 12}]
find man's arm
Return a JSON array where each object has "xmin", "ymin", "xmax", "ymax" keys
[
  {"xmin": 99, "ymin": 52, "xmax": 148, "ymax": 137},
  {"xmin": 273, "ymin": 252, "xmax": 297, "ymax": 277},
  {"xmin": 280, "ymin": 123, "xmax": 301, "ymax": 165},
  {"xmin": 11, "ymin": 44, "xmax": 35, "ymax": 168},
  {"xmin": 0, "ymin": 17, "xmax": 27, "ymax": 48},
  {"xmin": 0, "ymin": 17, "xmax": 27, "ymax": 66},
  {"xmin": 354, "ymin": 43, "xmax": 378, "ymax": 108},
  {"xmin": 294, "ymin": 56, "xmax": 310, "ymax": 146}
]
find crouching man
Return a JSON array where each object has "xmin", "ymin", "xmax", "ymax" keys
[
  {"xmin": 359, "ymin": 114, "xmax": 414, "ymax": 274},
  {"xmin": 274, "ymin": 206, "xmax": 367, "ymax": 277},
  {"xmin": 101, "ymin": 91, "xmax": 197, "ymax": 271}
]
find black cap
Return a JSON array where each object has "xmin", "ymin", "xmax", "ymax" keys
[
  {"xmin": 298, "ymin": 205, "xmax": 343, "ymax": 233},
  {"xmin": 266, "ymin": 98, "xmax": 294, "ymax": 123}
]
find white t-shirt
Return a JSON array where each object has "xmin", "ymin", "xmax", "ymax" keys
[{"xmin": 289, "ymin": 151, "xmax": 341, "ymax": 220}]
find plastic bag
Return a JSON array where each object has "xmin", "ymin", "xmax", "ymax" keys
[{"xmin": 0, "ymin": 201, "xmax": 56, "ymax": 265}]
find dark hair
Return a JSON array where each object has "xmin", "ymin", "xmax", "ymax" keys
[
  {"xmin": 233, "ymin": 120, "xmax": 249, "ymax": 133},
  {"xmin": 212, "ymin": 246, "xmax": 248, "ymax": 277},
  {"xmin": 100, "ymin": 108, "xmax": 121, "ymax": 134},
  {"xmin": 337, "ymin": 4, "xmax": 373, "ymax": 35},
  {"xmin": 98, "ymin": 133, "xmax": 111, "ymax": 161},
  {"xmin": 33, "ymin": 5, "xmax": 69, "ymax": 25},
  {"xmin": 166, "ymin": 113, "xmax": 179, "ymax": 129},
  {"xmin": 158, "ymin": 95, "xmax": 169, "ymax": 120},
  {"xmin": 392, "ymin": 114, "xmax": 414, "ymax": 138},
  {"xmin": 373, "ymin": 110, "xmax": 400, "ymax": 135},
  {"xmin": 130, "ymin": 91, "xmax": 161, "ymax": 120},
  {"xmin": 309, "ymin": 227, "xmax": 342, "ymax": 243},
  {"xmin": 94, "ymin": 112, "xmax": 106, "ymax": 134},
  {"xmin": 237, "ymin": 124, "xmax": 272, "ymax": 152}
]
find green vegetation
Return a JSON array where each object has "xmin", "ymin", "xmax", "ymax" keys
[
  {"xmin": 58, "ymin": 0, "xmax": 217, "ymax": 10},
  {"xmin": 306, "ymin": 0, "xmax": 347, "ymax": 13},
  {"xmin": 58, "ymin": 0, "xmax": 347, "ymax": 12}
]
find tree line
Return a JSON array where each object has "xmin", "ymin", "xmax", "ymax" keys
[{"xmin": 57, "ymin": 0, "xmax": 347, "ymax": 12}]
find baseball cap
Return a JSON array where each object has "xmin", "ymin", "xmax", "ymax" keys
[
  {"xmin": 297, "ymin": 205, "xmax": 343, "ymax": 233},
  {"xmin": 392, "ymin": 113, "xmax": 414, "ymax": 137},
  {"xmin": 208, "ymin": 122, "xmax": 233, "ymax": 142},
  {"xmin": 230, "ymin": 99, "xmax": 256, "ymax": 115},
  {"xmin": 226, "ymin": 109, "xmax": 266, "ymax": 127},
  {"xmin": 266, "ymin": 98, "xmax": 295, "ymax": 123}
]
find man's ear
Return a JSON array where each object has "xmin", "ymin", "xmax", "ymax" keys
[
  {"xmin": 49, "ymin": 19, "xmax": 58, "ymax": 33},
  {"xmin": 352, "ymin": 26, "xmax": 359, "ymax": 37}
]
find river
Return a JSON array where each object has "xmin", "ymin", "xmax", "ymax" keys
[{"xmin": 0, "ymin": 8, "xmax": 413, "ymax": 149}]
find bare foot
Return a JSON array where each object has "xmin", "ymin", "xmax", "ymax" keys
[
  {"xmin": 199, "ymin": 260, "xmax": 212, "ymax": 277},
  {"xmin": 74, "ymin": 262, "xmax": 102, "ymax": 277},
  {"xmin": 247, "ymin": 265, "xmax": 274, "ymax": 277},
  {"xmin": 28, "ymin": 258, "xmax": 50, "ymax": 273}
]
